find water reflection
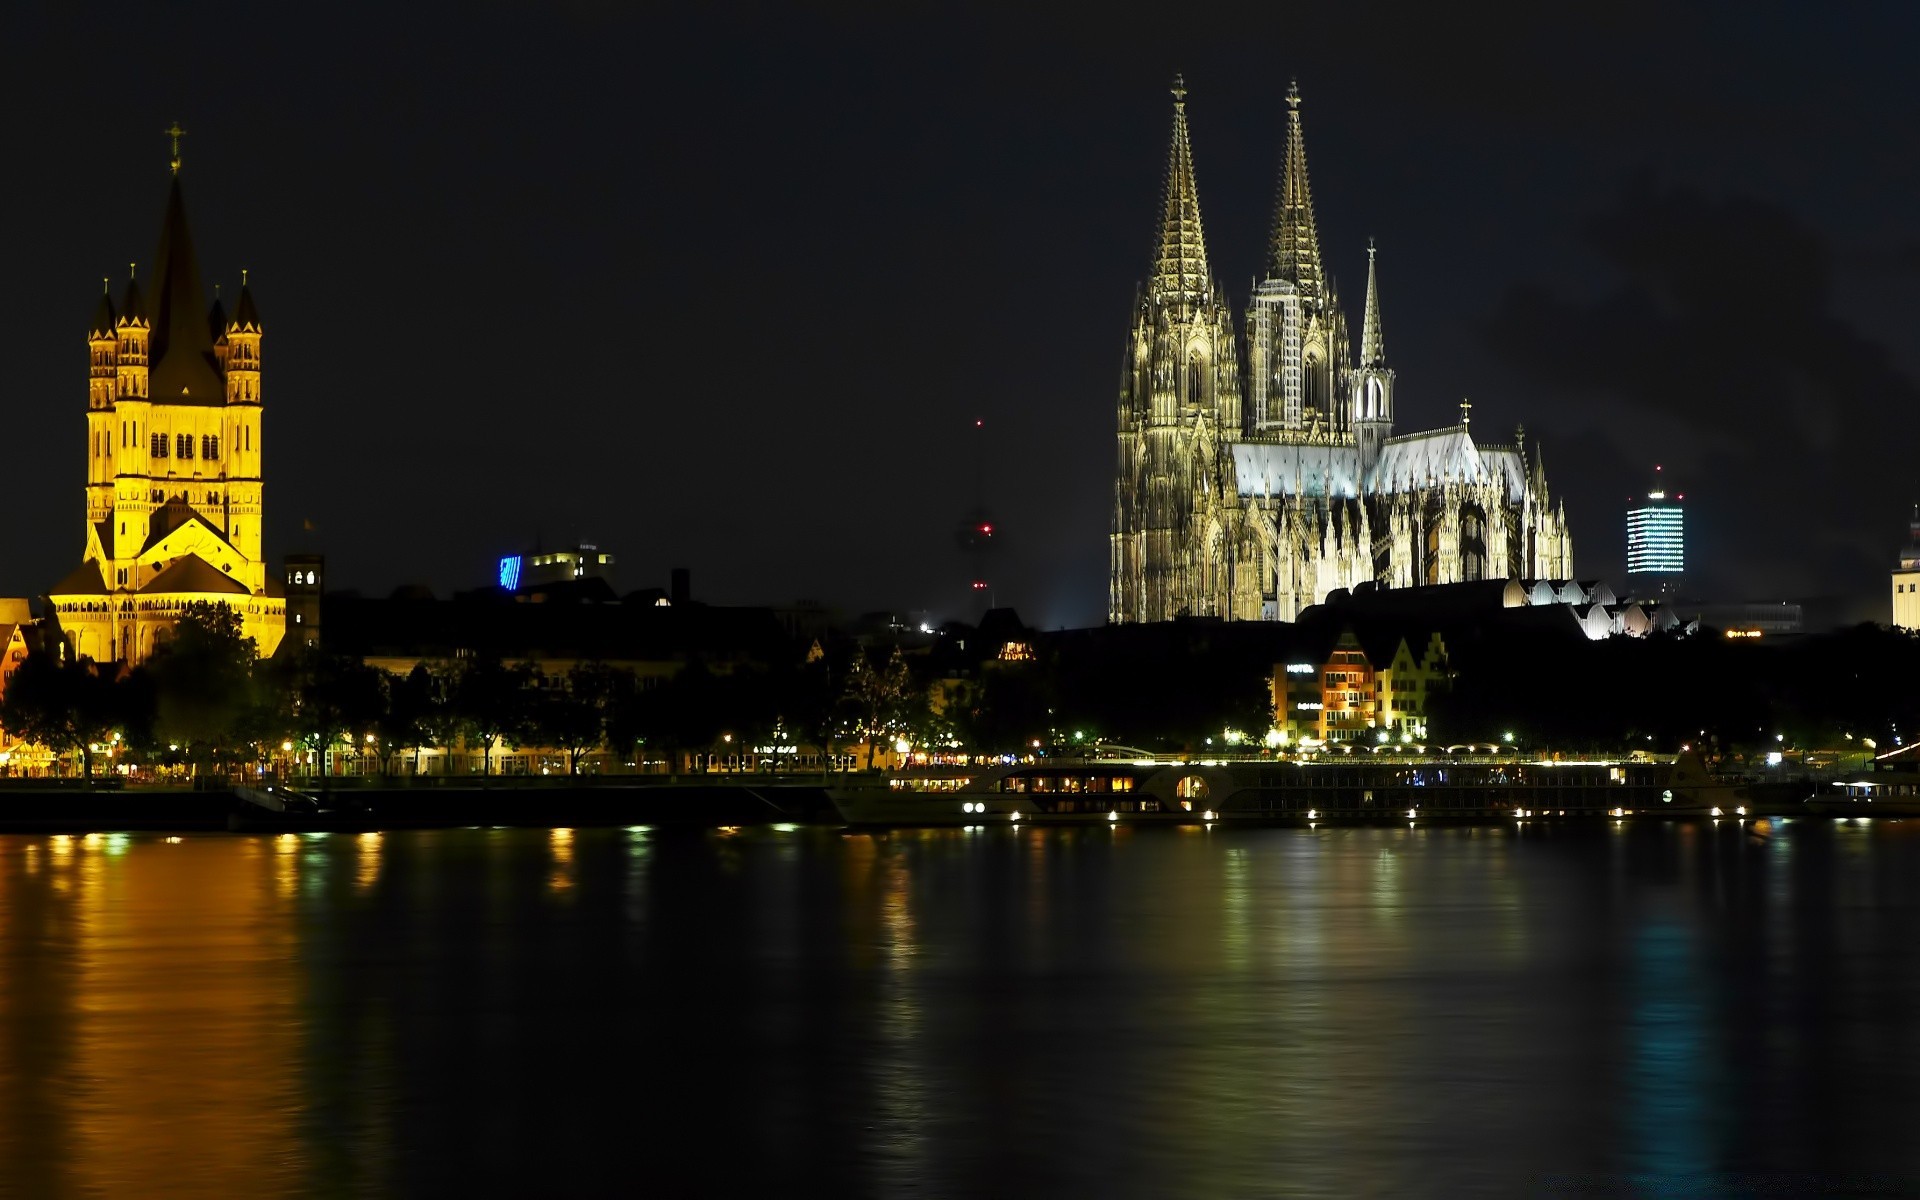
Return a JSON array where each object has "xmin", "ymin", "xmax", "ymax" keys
[{"xmin": 0, "ymin": 822, "xmax": 1915, "ymax": 1194}]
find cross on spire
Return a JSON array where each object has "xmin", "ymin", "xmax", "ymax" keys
[{"xmin": 165, "ymin": 121, "xmax": 185, "ymax": 175}]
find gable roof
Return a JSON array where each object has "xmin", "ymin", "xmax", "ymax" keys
[
  {"xmin": 141, "ymin": 499, "xmax": 232, "ymax": 556},
  {"xmin": 141, "ymin": 554, "xmax": 249, "ymax": 596}
]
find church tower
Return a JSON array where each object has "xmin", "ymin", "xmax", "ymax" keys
[
  {"xmin": 1353, "ymin": 241, "xmax": 1394, "ymax": 479},
  {"xmin": 1111, "ymin": 77, "xmax": 1242, "ymax": 623},
  {"xmin": 49, "ymin": 126, "xmax": 285, "ymax": 664},
  {"xmin": 1247, "ymin": 83, "xmax": 1349, "ymax": 436}
]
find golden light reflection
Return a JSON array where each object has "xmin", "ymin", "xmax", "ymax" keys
[
  {"xmin": 549, "ymin": 827, "xmax": 575, "ymax": 893},
  {"xmin": 0, "ymin": 834, "xmax": 305, "ymax": 1193},
  {"xmin": 356, "ymin": 831, "xmax": 382, "ymax": 892},
  {"xmin": 275, "ymin": 833, "xmax": 298, "ymax": 900}
]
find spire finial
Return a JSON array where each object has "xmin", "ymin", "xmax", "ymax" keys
[
  {"xmin": 241, "ymin": 267, "xmax": 249, "ymax": 287},
  {"xmin": 129, "ymin": 261, "xmax": 136, "ymax": 280},
  {"xmin": 165, "ymin": 121, "xmax": 185, "ymax": 175},
  {"xmin": 1171, "ymin": 73, "xmax": 1186, "ymax": 104},
  {"xmin": 1460, "ymin": 398, "xmax": 1473, "ymax": 428},
  {"xmin": 1286, "ymin": 79, "xmax": 1301, "ymax": 113},
  {"xmin": 1367, "ymin": 236, "xmax": 1376, "ymax": 261},
  {"xmin": 102, "ymin": 276, "xmax": 109, "ymax": 295}
]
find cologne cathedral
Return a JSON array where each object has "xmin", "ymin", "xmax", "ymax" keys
[
  {"xmin": 48, "ymin": 133, "xmax": 285, "ymax": 664},
  {"xmin": 1110, "ymin": 80, "xmax": 1573, "ymax": 624}
]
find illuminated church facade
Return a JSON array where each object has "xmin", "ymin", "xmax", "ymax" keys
[
  {"xmin": 1110, "ymin": 81, "xmax": 1574, "ymax": 624},
  {"xmin": 49, "ymin": 133, "xmax": 285, "ymax": 663}
]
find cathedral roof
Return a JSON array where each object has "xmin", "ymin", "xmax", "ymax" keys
[
  {"xmin": 1231, "ymin": 441, "xmax": 1362, "ymax": 499},
  {"xmin": 49, "ymin": 560, "xmax": 109, "ymax": 596},
  {"xmin": 1363, "ymin": 426, "xmax": 1528, "ymax": 498},
  {"xmin": 207, "ymin": 293, "xmax": 227, "ymax": 342},
  {"xmin": 148, "ymin": 175, "xmax": 227, "ymax": 405},
  {"xmin": 140, "ymin": 554, "xmax": 249, "ymax": 596},
  {"xmin": 90, "ymin": 286, "xmax": 118, "ymax": 339},
  {"xmin": 1267, "ymin": 81, "xmax": 1326, "ymax": 301},
  {"xmin": 1149, "ymin": 76, "xmax": 1212, "ymax": 304}
]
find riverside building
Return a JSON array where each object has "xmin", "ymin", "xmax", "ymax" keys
[
  {"xmin": 1895, "ymin": 506, "xmax": 1920, "ymax": 633},
  {"xmin": 1110, "ymin": 79, "xmax": 1574, "ymax": 625},
  {"xmin": 49, "ymin": 130, "xmax": 285, "ymax": 663}
]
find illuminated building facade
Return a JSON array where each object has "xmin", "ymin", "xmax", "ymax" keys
[
  {"xmin": 1626, "ymin": 467, "xmax": 1684, "ymax": 597},
  {"xmin": 498, "ymin": 544, "xmax": 615, "ymax": 595},
  {"xmin": 1894, "ymin": 506, "xmax": 1920, "ymax": 633},
  {"xmin": 1110, "ymin": 79, "xmax": 1573, "ymax": 625},
  {"xmin": 49, "ymin": 132, "xmax": 284, "ymax": 663}
]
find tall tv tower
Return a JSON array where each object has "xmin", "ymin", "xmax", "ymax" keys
[{"xmin": 953, "ymin": 417, "xmax": 998, "ymax": 612}]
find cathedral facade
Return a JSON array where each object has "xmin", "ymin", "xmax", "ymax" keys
[
  {"xmin": 49, "ymin": 139, "xmax": 285, "ymax": 663},
  {"xmin": 1110, "ymin": 81, "xmax": 1573, "ymax": 624}
]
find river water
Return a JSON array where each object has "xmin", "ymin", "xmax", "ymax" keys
[{"xmin": 1, "ymin": 819, "xmax": 1917, "ymax": 1197}]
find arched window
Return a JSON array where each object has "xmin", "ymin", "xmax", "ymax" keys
[
  {"xmin": 177, "ymin": 433, "xmax": 193, "ymax": 459},
  {"xmin": 1187, "ymin": 355, "xmax": 1203, "ymax": 408}
]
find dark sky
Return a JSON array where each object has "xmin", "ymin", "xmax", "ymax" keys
[{"xmin": 4, "ymin": 1, "xmax": 1918, "ymax": 629}]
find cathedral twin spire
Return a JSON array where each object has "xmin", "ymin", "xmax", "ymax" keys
[
  {"xmin": 1267, "ymin": 81, "xmax": 1326, "ymax": 304},
  {"xmin": 1147, "ymin": 77, "xmax": 1343, "ymax": 315},
  {"xmin": 1149, "ymin": 75, "xmax": 1213, "ymax": 305}
]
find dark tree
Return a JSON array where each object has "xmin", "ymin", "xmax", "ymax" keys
[
  {"xmin": 0, "ymin": 652, "xmax": 122, "ymax": 782},
  {"xmin": 145, "ymin": 602, "xmax": 260, "ymax": 774},
  {"xmin": 452, "ymin": 657, "xmax": 537, "ymax": 777}
]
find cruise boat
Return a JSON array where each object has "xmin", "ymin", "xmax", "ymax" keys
[
  {"xmin": 1805, "ymin": 775, "xmax": 1920, "ymax": 816},
  {"xmin": 829, "ymin": 752, "xmax": 1748, "ymax": 827}
]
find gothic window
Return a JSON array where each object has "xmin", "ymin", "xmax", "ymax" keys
[
  {"xmin": 177, "ymin": 434, "xmax": 193, "ymax": 459},
  {"xmin": 1187, "ymin": 355, "xmax": 1203, "ymax": 408}
]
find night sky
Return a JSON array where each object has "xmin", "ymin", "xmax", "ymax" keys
[{"xmin": 4, "ymin": 2, "xmax": 1918, "ymax": 629}]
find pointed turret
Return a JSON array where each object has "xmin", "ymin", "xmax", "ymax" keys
[
  {"xmin": 1267, "ymin": 81, "xmax": 1326, "ymax": 302},
  {"xmin": 1359, "ymin": 240, "xmax": 1384, "ymax": 369},
  {"xmin": 224, "ymin": 270, "xmax": 263, "ymax": 407},
  {"xmin": 90, "ymin": 282, "xmax": 118, "ymax": 339},
  {"xmin": 1352, "ymin": 240, "xmax": 1396, "ymax": 481},
  {"xmin": 1149, "ymin": 75, "xmax": 1212, "ymax": 305},
  {"xmin": 229, "ymin": 273, "xmax": 262, "ymax": 333},
  {"xmin": 115, "ymin": 265, "xmax": 150, "ymax": 401},
  {"xmin": 119, "ymin": 269, "xmax": 147, "ymax": 328},
  {"xmin": 148, "ymin": 173, "xmax": 225, "ymax": 403}
]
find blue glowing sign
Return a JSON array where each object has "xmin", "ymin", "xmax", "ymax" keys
[{"xmin": 498, "ymin": 555, "xmax": 523, "ymax": 591}]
